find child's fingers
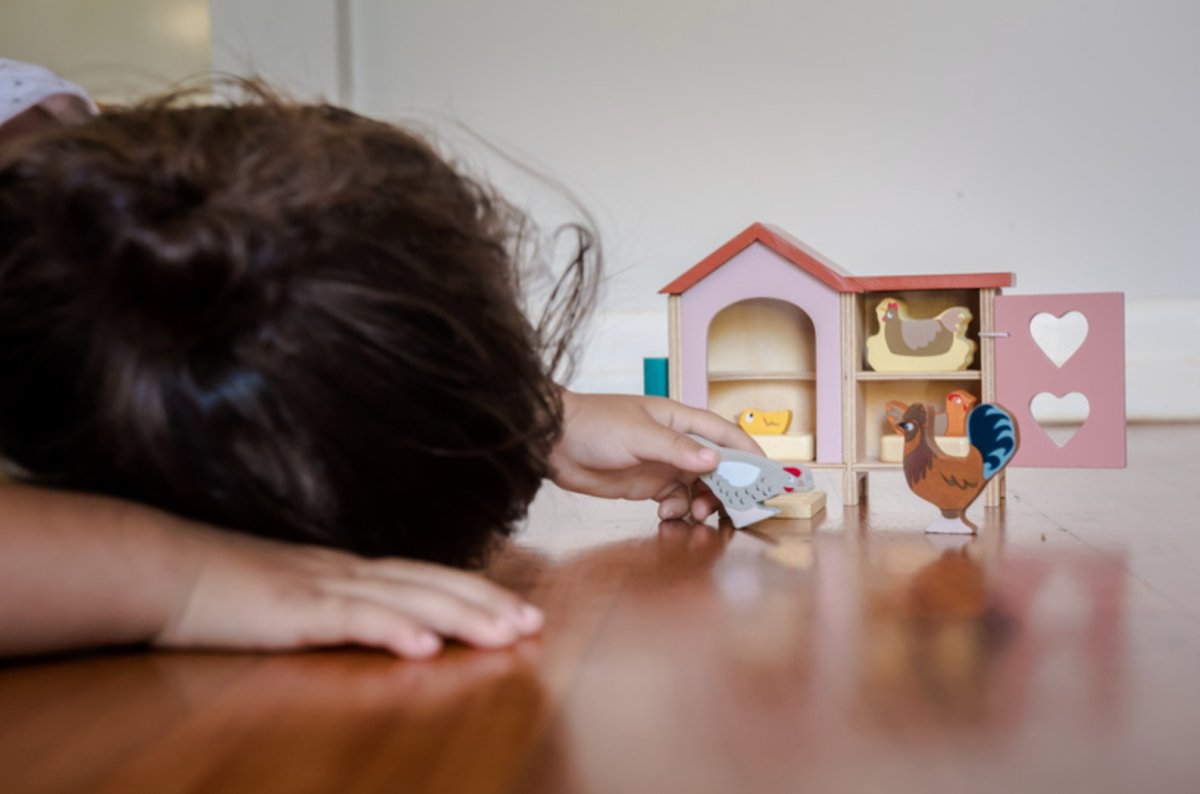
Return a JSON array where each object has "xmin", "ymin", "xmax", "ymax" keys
[
  {"xmin": 628, "ymin": 423, "xmax": 723, "ymax": 474},
  {"xmin": 689, "ymin": 490, "xmax": 723, "ymax": 521},
  {"xmin": 303, "ymin": 595, "xmax": 444, "ymax": 659},
  {"xmin": 658, "ymin": 480, "xmax": 722, "ymax": 523},
  {"xmin": 657, "ymin": 485, "xmax": 692, "ymax": 520},
  {"xmin": 649, "ymin": 399, "xmax": 764, "ymax": 456},
  {"xmin": 321, "ymin": 576, "xmax": 532, "ymax": 649},
  {"xmin": 630, "ymin": 401, "xmax": 768, "ymax": 474},
  {"xmin": 684, "ymin": 479, "xmax": 721, "ymax": 520},
  {"xmin": 355, "ymin": 558, "xmax": 543, "ymax": 635},
  {"xmin": 319, "ymin": 578, "xmax": 520, "ymax": 652}
]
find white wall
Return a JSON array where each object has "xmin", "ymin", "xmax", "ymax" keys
[
  {"xmin": 10, "ymin": 2, "xmax": 1190, "ymax": 415},
  {"xmin": 169, "ymin": 2, "xmax": 1200, "ymax": 418},
  {"xmin": 209, "ymin": 0, "xmax": 347, "ymax": 102},
  {"xmin": 0, "ymin": 0, "xmax": 210, "ymax": 102},
  {"xmin": 344, "ymin": 0, "xmax": 1200, "ymax": 416}
]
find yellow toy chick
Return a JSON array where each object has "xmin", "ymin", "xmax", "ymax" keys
[{"xmin": 736, "ymin": 407, "xmax": 792, "ymax": 436}]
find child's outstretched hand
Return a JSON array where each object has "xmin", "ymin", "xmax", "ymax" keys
[
  {"xmin": 0, "ymin": 485, "xmax": 541, "ymax": 659},
  {"xmin": 550, "ymin": 391, "xmax": 762, "ymax": 521},
  {"xmin": 155, "ymin": 529, "xmax": 544, "ymax": 659}
]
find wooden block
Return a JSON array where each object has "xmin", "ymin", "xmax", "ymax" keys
[
  {"xmin": 765, "ymin": 490, "xmax": 826, "ymax": 519},
  {"xmin": 880, "ymin": 434, "xmax": 903, "ymax": 463},
  {"xmin": 643, "ymin": 357, "xmax": 669, "ymax": 397},
  {"xmin": 755, "ymin": 434, "xmax": 814, "ymax": 461}
]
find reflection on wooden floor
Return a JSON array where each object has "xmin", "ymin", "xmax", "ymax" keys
[{"xmin": 2, "ymin": 425, "xmax": 1198, "ymax": 794}]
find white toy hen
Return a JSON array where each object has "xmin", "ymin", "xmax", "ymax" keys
[{"xmin": 690, "ymin": 435, "xmax": 815, "ymax": 528}]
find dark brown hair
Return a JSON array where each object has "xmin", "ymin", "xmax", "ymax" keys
[{"xmin": 0, "ymin": 85, "xmax": 597, "ymax": 565}]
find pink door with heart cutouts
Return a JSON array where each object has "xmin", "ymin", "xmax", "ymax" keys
[{"xmin": 994, "ymin": 293, "xmax": 1125, "ymax": 467}]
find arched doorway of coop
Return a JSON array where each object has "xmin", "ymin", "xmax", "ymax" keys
[{"xmin": 706, "ymin": 298, "xmax": 818, "ymax": 461}]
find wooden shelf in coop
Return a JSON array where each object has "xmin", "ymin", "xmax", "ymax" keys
[
  {"xmin": 707, "ymin": 371, "xmax": 816, "ymax": 382},
  {"xmin": 856, "ymin": 370, "xmax": 981, "ymax": 382},
  {"xmin": 851, "ymin": 460, "xmax": 903, "ymax": 471}
]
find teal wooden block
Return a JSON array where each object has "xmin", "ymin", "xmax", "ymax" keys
[{"xmin": 643, "ymin": 357, "xmax": 668, "ymax": 397}]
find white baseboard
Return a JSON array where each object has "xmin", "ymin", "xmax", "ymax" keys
[{"xmin": 566, "ymin": 299, "xmax": 1200, "ymax": 422}]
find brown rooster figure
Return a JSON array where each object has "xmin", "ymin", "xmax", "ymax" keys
[
  {"xmin": 886, "ymin": 389, "xmax": 978, "ymax": 438},
  {"xmin": 895, "ymin": 402, "xmax": 1020, "ymax": 534}
]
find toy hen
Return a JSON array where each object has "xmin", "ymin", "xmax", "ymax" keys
[
  {"xmin": 895, "ymin": 402, "xmax": 1019, "ymax": 533},
  {"xmin": 866, "ymin": 298, "xmax": 976, "ymax": 372},
  {"xmin": 689, "ymin": 435, "xmax": 814, "ymax": 528},
  {"xmin": 943, "ymin": 390, "xmax": 978, "ymax": 436}
]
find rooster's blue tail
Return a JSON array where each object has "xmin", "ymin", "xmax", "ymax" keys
[{"xmin": 967, "ymin": 404, "xmax": 1020, "ymax": 479}]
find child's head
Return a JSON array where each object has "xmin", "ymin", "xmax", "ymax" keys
[{"xmin": 0, "ymin": 86, "xmax": 595, "ymax": 566}]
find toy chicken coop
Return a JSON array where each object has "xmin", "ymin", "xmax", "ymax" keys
[{"xmin": 661, "ymin": 223, "xmax": 1125, "ymax": 505}]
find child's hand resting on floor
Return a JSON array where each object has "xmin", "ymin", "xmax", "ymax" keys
[
  {"xmin": 155, "ymin": 530, "xmax": 543, "ymax": 658},
  {"xmin": 550, "ymin": 391, "xmax": 762, "ymax": 522},
  {"xmin": 0, "ymin": 485, "xmax": 541, "ymax": 659}
]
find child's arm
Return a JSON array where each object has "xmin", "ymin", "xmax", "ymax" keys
[
  {"xmin": 550, "ymin": 390, "xmax": 762, "ymax": 521},
  {"xmin": 0, "ymin": 484, "xmax": 541, "ymax": 659}
]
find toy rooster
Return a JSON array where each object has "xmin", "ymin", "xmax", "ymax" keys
[
  {"xmin": 894, "ymin": 402, "xmax": 1019, "ymax": 534},
  {"xmin": 866, "ymin": 298, "xmax": 976, "ymax": 372},
  {"xmin": 689, "ymin": 435, "xmax": 814, "ymax": 528},
  {"xmin": 886, "ymin": 390, "xmax": 978, "ymax": 438}
]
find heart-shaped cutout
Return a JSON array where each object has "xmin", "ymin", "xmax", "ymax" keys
[
  {"xmin": 1030, "ymin": 391, "xmax": 1090, "ymax": 448},
  {"xmin": 1029, "ymin": 311, "xmax": 1088, "ymax": 368}
]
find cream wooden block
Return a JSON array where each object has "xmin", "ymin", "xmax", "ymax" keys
[
  {"xmin": 754, "ymin": 434, "xmax": 814, "ymax": 461},
  {"xmin": 879, "ymin": 435, "xmax": 902, "ymax": 463},
  {"xmin": 765, "ymin": 490, "xmax": 826, "ymax": 519},
  {"xmin": 879, "ymin": 434, "xmax": 971, "ymax": 462}
]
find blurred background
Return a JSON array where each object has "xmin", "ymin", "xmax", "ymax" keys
[{"xmin": 2, "ymin": 0, "xmax": 1196, "ymax": 418}]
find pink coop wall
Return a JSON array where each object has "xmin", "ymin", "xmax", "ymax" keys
[{"xmin": 678, "ymin": 243, "xmax": 843, "ymax": 463}]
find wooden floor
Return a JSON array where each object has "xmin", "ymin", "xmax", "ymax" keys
[{"xmin": 3, "ymin": 424, "xmax": 1200, "ymax": 794}]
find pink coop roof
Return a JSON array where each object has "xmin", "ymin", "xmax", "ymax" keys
[{"xmin": 660, "ymin": 223, "xmax": 1013, "ymax": 294}]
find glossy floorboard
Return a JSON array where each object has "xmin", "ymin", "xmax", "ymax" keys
[{"xmin": 3, "ymin": 424, "xmax": 1199, "ymax": 793}]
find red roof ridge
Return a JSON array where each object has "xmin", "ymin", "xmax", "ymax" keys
[
  {"xmin": 851, "ymin": 272, "xmax": 1014, "ymax": 291},
  {"xmin": 659, "ymin": 222, "xmax": 858, "ymax": 294},
  {"xmin": 660, "ymin": 222, "xmax": 1014, "ymax": 294}
]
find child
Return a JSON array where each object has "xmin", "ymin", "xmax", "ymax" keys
[{"xmin": 0, "ymin": 74, "xmax": 756, "ymax": 659}]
